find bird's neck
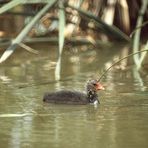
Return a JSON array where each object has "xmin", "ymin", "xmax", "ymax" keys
[{"xmin": 87, "ymin": 90, "xmax": 98, "ymax": 103}]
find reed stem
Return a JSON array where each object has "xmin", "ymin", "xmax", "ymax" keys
[{"xmin": 98, "ymin": 49, "xmax": 148, "ymax": 82}]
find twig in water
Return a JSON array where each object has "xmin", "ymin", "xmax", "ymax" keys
[
  {"xmin": 98, "ymin": 49, "xmax": 148, "ymax": 82},
  {"xmin": 18, "ymin": 43, "xmax": 39, "ymax": 54}
]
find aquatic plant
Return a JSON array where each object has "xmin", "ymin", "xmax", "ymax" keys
[{"xmin": 0, "ymin": 0, "xmax": 147, "ymax": 78}]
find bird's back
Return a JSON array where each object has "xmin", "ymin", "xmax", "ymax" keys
[{"xmin": 43, "ymin": 90, "xmax": 88, "ymax": 104}]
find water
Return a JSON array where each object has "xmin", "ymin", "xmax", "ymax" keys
[{"xmin": 0, "ymin": 44, "xmax": 148, "ymax": 148}]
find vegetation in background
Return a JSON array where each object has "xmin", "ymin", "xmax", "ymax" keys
[{"xmin": 0, "ymin": 0, "xmax": 147, "ymax": 78}]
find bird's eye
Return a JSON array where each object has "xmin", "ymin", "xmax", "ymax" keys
[{"xmin": 93, "ymin": 83, "xmax": 97, "ymax": 86}]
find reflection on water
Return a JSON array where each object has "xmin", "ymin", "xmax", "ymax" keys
[{"xmin": 0, "ymin": 44, "xmax": 148, "ymax": 148}]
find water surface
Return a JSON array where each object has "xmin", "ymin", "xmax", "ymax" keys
[{"xmin": 0, "ymin": 44, "xmax": 148, "ymax": 148}]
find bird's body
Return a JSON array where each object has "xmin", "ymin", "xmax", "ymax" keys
[
  {"xmin": 43, "ymin": 79, "xmax": 104, "ymax": 105},
  {"xmin": 43, "ymin": 90, "xmax": 89, "ymax": 105}
]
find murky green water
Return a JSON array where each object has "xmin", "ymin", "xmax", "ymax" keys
[{"xmin": 0, "ymin": 44, "xmax": 148, "ymax": 148}]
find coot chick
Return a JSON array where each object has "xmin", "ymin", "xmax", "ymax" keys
[{"xmin": 43, "ymin": 79, "xmax": 104, "ymax": 105}]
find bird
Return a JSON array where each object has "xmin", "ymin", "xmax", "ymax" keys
[{"xmin": 43, "ymin": 79, "xmax": 104, "ymax": 105}]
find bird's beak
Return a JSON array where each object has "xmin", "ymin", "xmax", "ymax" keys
[{"xmin": 96, "ymin": 83, "xmax": 105, "ymax": 90}]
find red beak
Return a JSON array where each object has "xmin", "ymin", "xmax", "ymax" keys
[{"xmin": 96, "ymin": 83, "xmax": 105, "ymax": 90}]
